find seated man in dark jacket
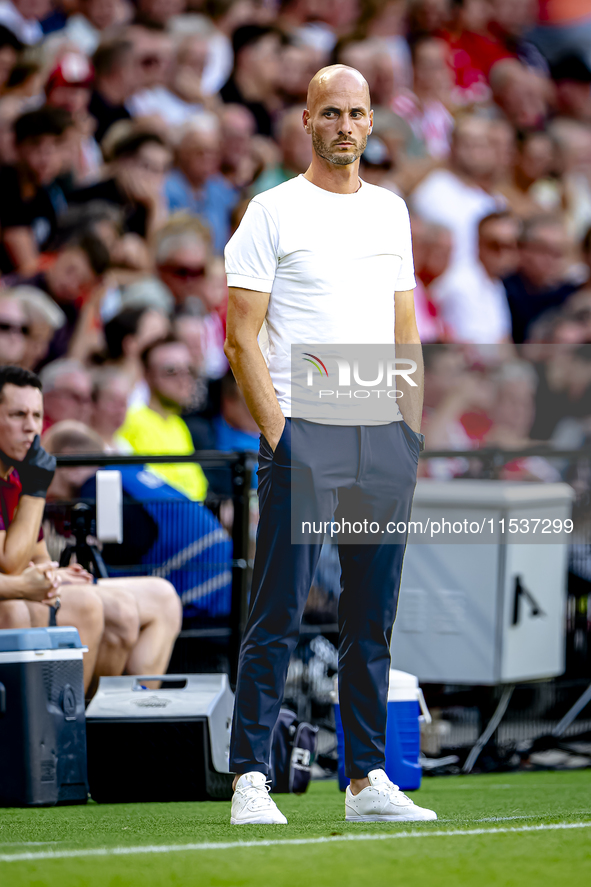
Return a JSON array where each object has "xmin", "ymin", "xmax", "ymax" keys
[
  {"xmin": 0, "ymin": 106, "xmax": 71, "ymax": 275},
  {"xmin": 503, "ymin": 215, "xmax": 579, "ymax": 343},
  {"xmin": 68, "ymin": 130, "xmax": 171, "ymax": 241}
]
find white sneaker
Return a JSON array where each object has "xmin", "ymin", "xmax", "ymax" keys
[
  {"xmin": 345, "ymin": 769, "xmax": 437, "ymax": 822},
  {"xmin": 230, "ymin": 772, "xmax": 288, "ymax": 825}
]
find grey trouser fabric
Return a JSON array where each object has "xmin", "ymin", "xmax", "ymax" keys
[{"xmin": 230, "ymin": 417, "xmax": 420, "ymax": 778}]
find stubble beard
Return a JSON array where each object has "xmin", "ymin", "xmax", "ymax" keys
[{"xmin": 311, "ymin": 129, "xmax": 368, "ymax": 166}]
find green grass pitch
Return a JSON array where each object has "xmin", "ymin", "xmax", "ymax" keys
[{"xmin": 1, "ymin": 771, "xmax": 590, "ymax": 887}]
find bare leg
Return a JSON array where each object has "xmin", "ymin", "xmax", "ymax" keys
[
  {"xmin": 349, "ymin": 777, "xmax": 370, "ymax": 795},
  {"xmin": 92, "ymin": 587, "xmax": 140, "ymax": 687},
  {"xmin": 26, "ymin": 588, "xmax": 104, "ymax": 694},
  {"xmin": 98, "ymin": 577, "xmax": 182, "ymax": 676},
  {"xmin": 0, "ymin": 600, "xmax": 31, "ymax": 629}
]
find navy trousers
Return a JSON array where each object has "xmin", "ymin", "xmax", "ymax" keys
[{"xmin": 230, "ymin": 418, "xmax": 421, "ymax": 779}]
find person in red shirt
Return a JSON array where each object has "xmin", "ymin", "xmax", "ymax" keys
[
  {"xmin": 0, "ymin": 364, "xmax": 104, "ymax": 691},
  {"xmin": 0, "ymin": 364, "xmax": 183, "ymax": 696}
]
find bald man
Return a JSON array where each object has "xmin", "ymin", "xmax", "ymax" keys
[{"xmin": 224, "ymin": 66, "xmax": 436, "ymax": 825}]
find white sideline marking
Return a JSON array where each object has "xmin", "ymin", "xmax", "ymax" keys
[{"xmin": 1, "ymin": 821, "xmax": 590, "ymax": 863}]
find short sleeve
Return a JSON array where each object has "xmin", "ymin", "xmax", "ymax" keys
[
  {"xmin": 224, "ymin": 199, "xmax": 279, "ymax": 293},
  {"xmin": 395, "ymin": 200, "xmax": 416, "ymax": 292}
]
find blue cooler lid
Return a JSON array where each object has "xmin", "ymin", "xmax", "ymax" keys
[{"xmin": 0, "ymin": 626, "xmax": 83, "ymax": 652}]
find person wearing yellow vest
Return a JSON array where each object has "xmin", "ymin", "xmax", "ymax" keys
[{"xmin": 117, "ymin": 336, "xmax": 208, "ymax": 501}]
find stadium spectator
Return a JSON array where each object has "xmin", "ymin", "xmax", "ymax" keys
[
  {"xmin": 392, "ymin": 36, "xmax": 454, "ymax": 159},
  {"xmin": 134, "ymin": 0, "xmax": 186, "ymax": 30},
  {"xmin": 69, "ymin": 129, "xmax": 171, "ymax": 241},
  {"xmin": 155, "ymin": 217, "xmax": 211, "ymax": 314},
  {"xmin": 0, "ymin": 365, "xmax": 104, "ymax": 690},
  {"xmin": 497, "ymin": 130, "xmax": 559, "ymax": 219},
  {"xmin": 90, "ymin": 366, "xmax": 132, "ymax": 452},
  {"xmin": 250, "ymin": 105, "xmax": 312, "ymax": 195},
  {"xmin": 43, "ymin": 420, "xmax": 183, "ymax": 689},
  {"xmin": 45, "ymin": 52, "xmax": 95, "ymax": 121},
  {"xmin": 12, "ymin": 285, "xmax": 66, "ymax": 371},
  {"xmin": 4, "ymin": 233, "xmax": 110, "ymax": 365},
  {"xmin": 117, "ymin": 336, "xmax": 208, "ymax": 501},
  {"xmin": 0, "ymin": 0, "xmax": 48, "ymax": 45},
  {"xmin": 488, "ymin": 0, "xmax": 549, "ymax": 73},
  {"xmin": 549, "ymin": 118, "xmax": 591, "ymax": 241},
  {"xmin": 102, "ymin": 304, "xmax": 171, "ymax": 405},
  {"xmin": 551, "ymin": 54, "xmax": 591, "ymax": 124},
  {"xmin": 218, "ymin": 103, "xmax": 259, "ymax": 187},
  {"xmin": 483, "ymin": 360, "xmax": 561, "ymax": 482},
  {"xmin": 504, "ymin": 215, "xmax": 579, "ymax": 343},
  {"xmin": 53, "ymin": 0, "xmax": 129, "ymax": 56},
  {"xmin": 0, "ymin": 106, "xmax": 72, "ymax": 275},
  {"xmin": 0, "ymin": 95, "xmax": 21, "ymax": 165},
  {"xmin": 46, "ymin": 419, "xmax": 232, "ymax": 623},
  {"xmin": 220, "ymin": 24, "xmax": 282, "ymax": 136},
  {"xmin": 164, "ymin": 114, "xmax": 239, "ymax": 254},
  {"xmin": 352, "ymin": 0, "xmax": 412, "ymax": 90},
  {"xmin": 432, "ymin": 211, "xmax": 519, "ymax": 343},
  {"xmin": 0, "ymin": 23, "xmax": 22, "ymax": 90},
  {"xmin": 0, "ymin": 291, "xmax": 28, "ymax": 365},
  {"xmin": 88, "ymin": 38, "xmax": 134, "ymax": 143},
  {"xmin": 44, "ymin": 52, "xmax": 101, "ymax": 182},
  {"xmin": 214, "ymin": 369, "xmax": 259, "ymax": 453},
  {"xmin": 420, "ymin": 345, "xmax": 498, "ymax": 479},
  {"xmin": 126, "ymin": 30, "xmax": 207, "ymax": 128},
  {"xmin": 408, "ymin": 214, "xmax": 447, "ymax": 342},
  {"xmin": 489, "ymin": 58, "xmax": 550, "ymax": 131},
  {"xmin": 40, "ymin": 358, "xmax": 93, "ymax": 428},
  {"xmin": 439, "ymin": 0, "xmax": 508, "ymax": 104},
  {"xmin": 333, "ymin": 37, "xmax": 397, "ymax": 111},
  {"xmin": 411, "ymin": 115, "xmax": 504, "ymax": 266}
]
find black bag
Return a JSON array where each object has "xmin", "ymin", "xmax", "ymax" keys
[{"xmin": 270, "ymin": 709, "xmax": 319, "ymax": 794}]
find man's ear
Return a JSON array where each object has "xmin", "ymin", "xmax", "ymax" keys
[{"xmin": 303, "ymin": 109, "xmax": 311, "ymax": 134}]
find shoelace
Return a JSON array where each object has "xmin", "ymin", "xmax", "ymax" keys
[
  {"xmin": 237, "ymin": 779, "xmax": 274, "ymax": 811},
  {"xmin": 376, "ymin": 778, "xmax": 412, "ymax": 805}
]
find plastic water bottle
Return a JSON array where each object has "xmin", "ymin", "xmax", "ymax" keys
[{"xmin": 332, "ymin": 669, "xmax": 431, "ymax": 791}]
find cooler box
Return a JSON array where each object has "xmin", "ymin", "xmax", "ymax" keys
[
  {"xmin": 0, "ymin": 627, "xmax": 88, "ymax": 807},
  {"xmin": 85, "ymin": 674, "xmax": 234, "ymax": 802},
  {"xmin": 333, "ymin": 669, "xmax": 430, "ymax": 791}
]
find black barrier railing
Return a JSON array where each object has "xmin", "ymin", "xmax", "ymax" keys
[
  {"xmin": 48, "ymin": 450, "xmax": 256, "ymax": 685},
  {"xmin": 47, "ymin": 444, "xmax": 591, "ymax": 690}
]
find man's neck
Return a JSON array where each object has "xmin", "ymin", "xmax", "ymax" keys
[
  {"xmin": 0, "ymin": 458, "xmax": 13, "ymax": 480},
  {"xmin": 479, "ymin": 258, "xmax": 497, "ymax": 283},
  {"xmin": 303, "ymin": 156, "xmax": 362, "ymax": 194},
  {"xmin": 182, "ymin": 167, "xmax": 207, "ymax": 191},
  {"xmin": 148, "ymin": 391, "xmax": 178, "ymax": 419}
]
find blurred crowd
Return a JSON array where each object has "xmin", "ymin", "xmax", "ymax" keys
[{"xmin": 2, "ymin": 0, "xmax": 591, "ymax": 478}]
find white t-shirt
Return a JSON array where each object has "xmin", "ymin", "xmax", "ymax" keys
[
  {"xmin": 431, "ymin": 259, "xmax": 512, "ymax": 344},
  {"xmin": 411, "ymin": 169, "xmax": 504, "ymax": 267},
  {"xmin": 224, "ymin": 174, "xmax": 416, "ymax": 418}
]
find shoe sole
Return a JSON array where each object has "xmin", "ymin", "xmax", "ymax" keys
[
  {"xmin": 345, "ymin": 812, "xmax": 437, "ymax": 822},
  {"xmin": 230, "ymin": 818, "xmax": 288, "ymax": 825}
]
